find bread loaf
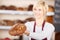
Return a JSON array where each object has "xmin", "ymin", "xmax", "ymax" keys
[{"xmin": 9, "ymin": 23, "xmax": 26, "ymax": 36}]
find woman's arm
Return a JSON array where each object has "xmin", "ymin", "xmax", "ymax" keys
[{"xmin": 24, "ymin": 24, "xmax": 55, "ymax": 39}]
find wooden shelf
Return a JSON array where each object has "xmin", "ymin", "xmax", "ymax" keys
[
  {"xmin": 0, "ymin": 10, "xmax": 33, "ymax": 15},
  {"xmin": 0, "ymin": 26, "xmax": 11, "ymax": 30},
  {"xmin": 0, "ymin": 10, "xmax": 54, "ymax": 16}
]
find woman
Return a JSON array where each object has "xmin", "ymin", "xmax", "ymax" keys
[{"xmin": 23, "ymin": 1, "xmax": 55, "ymax": 40}]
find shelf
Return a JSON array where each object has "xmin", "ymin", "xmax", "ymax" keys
[
  {"xmin": 0, "ymin": 10, "xmax": 54, "ymax": 16},
  {"xmin": 0, "ymin": 26, "xmax": 11, "ymax": 30},
  {"xmin": 47, "ymin": 12, "xmax": 54, "ymax": 16},
  {"xmin": 0, "ymin": 10, "xmax": 33, "ymax": 15}
]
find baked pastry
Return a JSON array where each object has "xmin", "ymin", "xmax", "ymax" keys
[
  {"xmin": 3, "ymin": 20, "xmax": 14, "ymax": 26},
  {"xmin": 9, "ymin": 23, "xmax": 26, "ymax": 36}
]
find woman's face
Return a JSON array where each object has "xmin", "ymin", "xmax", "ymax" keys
[{"xmin": 33, "ymin": 5, "xmax": 45, "ymax": 19}]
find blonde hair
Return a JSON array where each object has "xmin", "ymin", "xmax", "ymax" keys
[{"xmin": 33, "ymin": 0, "xmax": 48, "ymax": 12}]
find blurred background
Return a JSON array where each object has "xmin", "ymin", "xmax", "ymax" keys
[{"xmin": 0, "ymin": 0, "xmax": 57, "ymax": 40}]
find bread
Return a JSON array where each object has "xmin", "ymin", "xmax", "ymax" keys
[
  {"xmin": 3, "ymin": 20, "xmax": 14, "ymax": 26},
  {"xmin": 9, "ymin": 23, "xmax": 26, "ymax": 36}
]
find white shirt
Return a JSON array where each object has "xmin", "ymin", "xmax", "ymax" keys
[{"xmin": 23, "ymin": 21, "xmax": 55, "ymax": 40}]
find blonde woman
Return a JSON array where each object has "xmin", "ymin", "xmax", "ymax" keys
[{"xmin": 23, "ymin": 1, "xmax": 55, "ymax": 40}]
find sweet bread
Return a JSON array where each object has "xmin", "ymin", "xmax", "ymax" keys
[{"xmin": 9, "ymin": 23, "xmax": 26, "ymax": 36}]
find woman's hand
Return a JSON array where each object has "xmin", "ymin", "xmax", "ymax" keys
[{"xmin": 24, "ymin": 31, "xmax": 30, "ymax": 36}]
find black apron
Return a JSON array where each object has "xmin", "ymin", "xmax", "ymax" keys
[{"xmin": 31, "ymin": 21, "xmax": 47, "ymax": 40}]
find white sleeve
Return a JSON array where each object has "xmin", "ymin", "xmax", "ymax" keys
[
  {"xmin": 29, "ymin": 24, "xmax": 55, "ymax": 39},
  {"xmin": 25, "ymin": 22, "xmax": 31, "ymax": 32}
]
